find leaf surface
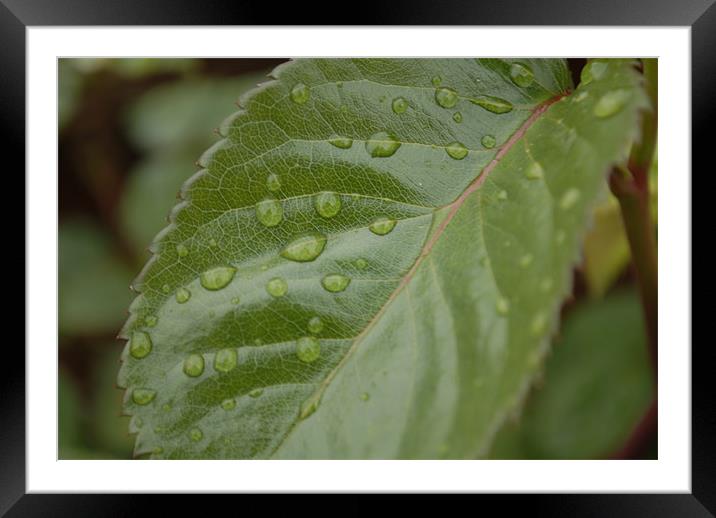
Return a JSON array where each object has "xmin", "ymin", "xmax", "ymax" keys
[{"xmin": 118, "ymin": 58, "xmax": 647, "ymax": 459}]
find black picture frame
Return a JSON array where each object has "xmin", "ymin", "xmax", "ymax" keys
[{"xmin": 3, "ymin": 0, "xmax": 708, "ymax": 512}]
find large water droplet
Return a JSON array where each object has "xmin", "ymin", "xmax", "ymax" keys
[
  {"xmin": 509, "ymin": 62, "xmax": 535, "ymax": 88},
  {"xmin": 200, "ymin": 266, "xmax": 236, "ymax": 291},
  {"xmin": 314, "ymin": 191, "xmax": 342, "ymax": 218},
  {"xmin": 525, "ymin": 162, "xmax": 544, "ymax": 180},
  {"xmin": 266, "ymin": 277, "xmax": 288, "ymax": 298},
  {"xmin": 189, "ymin": 428, "xmax": 203, "ymax": 442},
  {"xmin": 481, "ymin": 135, "xmax": 497, "ymax": 149},
  {"xmin": 130, "ymin": 331, "xmax": 152, "ymax": 359},
  {"xmin": 470, "ymin": 95, "xmax": 513, "ymax": 114},
  {"xmin": 290, "ymin": 83, "xmax": 310, "ymax": 104},
  {"xmin": 255, "ymin": 198, "xmax": 283, "ymax": 227},
  {"xmin": 328, "ymin": 135, "xmax": 353, "ymax": 149},
  {"xmin": 183, "ymin": 354, "xmax": 205, "ymax": 377},
  {"xmin": 435, "ymin": 87, "xmax": 459, "ymax": 108},
  {"xmin": 446, "ymin": 142, "xmax": 468, "ymax": 160},
  {"xmin": 392, "ymin": 97, "xmax": 409, "ymax": 114},
  {"xmin": 296, "ymin": 336, "xmax": 321, "ymax": 363},
  {"xmin": 132, "ymin": 388, "xmax": 156, "ymax": 405},
  {"xmin": 280, "ymin": 233, "xmax": 327, "ymax": 262},
  {"xmin": 221, "ymin": 398, "xmax": 236, "ymax": 410},
  {"xmin": 322, "ymin": 273, "xmax": 351, "ymax": 293},
  {"xmin": 369, "ymin": 216, "xmax": 396, "ymax": 236},
  {"xmin": 214, "ymin": 348, "xmax": 238, "ymax": 373},
  {"xmin": 495, "ymin": 297, "xmax": 510, "ymax": 316},
  {"xmin": 593, "ymin": 89, "xmax": 631, "ymax": 118},
  {"xmin": 266, "ymin": 173, "xmax": 281, "ymax": 192},
  {"xmin": 176, "ymin": 243, "xmax": 189, "ymax": 257},
  {"xmin": 559, "ymin": 188, "xmax": 581, "ymax": 210},
  {"xmin": 580, "ymin": 61, "xmax": 609, "ymax": 86},
  {"xmin": 365, "ymin": 131, "xmax": 401, "ymax": 158},
  {"xmin": 176, "ymin": 287, "xmax": 191, "ymax": 304},
  {"xmin": 307, "ymin": 316, "xmax": 324, "ymax": 334}
]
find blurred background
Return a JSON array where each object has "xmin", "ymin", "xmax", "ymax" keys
[{"xmin": 58, "ymin": 58, "xmax": 657, "ymax": 459}]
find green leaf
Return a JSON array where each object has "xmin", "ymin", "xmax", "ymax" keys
[
  {"xmin": 118, "ymin": 59, "xmax": 648, "ymax": 459},
  {"xmin": 489, "ymin": 289, "xmax": 654, "ymax": 459}
]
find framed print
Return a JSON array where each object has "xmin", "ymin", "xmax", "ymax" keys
[{"xmin": 2, "ymin": 0, "xmax": 709, "ymax": 512}]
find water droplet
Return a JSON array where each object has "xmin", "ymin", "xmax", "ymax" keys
[
  {"xmin": 280, "ymin": 233, "xmax": 327, "ymax": 262},
  {"xmin": 481, "ymin": 134, "xmax": 497, "ymax": 149},
  {"xmin": 144, "ymin": 315, "xmax": 158, "ymax": 327},
  {"xmin": 214, "ymin": 348, "xmax": 238, "ymax": 373},
  {"xmin": 593, "ymin": 89, "xmax": 631, "ymax": 118},
  {"xmin": 189, "ymin": 428, "xmax": 203, "ymax": 442},
  {"xmin": 249, "ymin": 388, "xmax": 264, "ymax": 398},
  {"xmin": 354, "ymin": 258, "xmax": 369, "ymax": 270},
  {"xmin": 525, "ymin": 162, "xmax": 544, "ymax": 180},
  {"xmin": 328, "ymin": 135, "xmax": 353, "ymax": 149},
  {"xmin": 176, "ymin": 243, "xmax": 188, "ymax": 257},
  {"xmin": 519, "ymin": 254, "xmax": 533, "ymax": 268},
  {"xmin": 255, "ymin": 198, "xmax": 283, "ymax": 227},
  {"xmin": 208, "ymin": 238, "xmax": 217, "ymax": 248},
  {"xmin": 176, "ymin": 287, "xmax": 191, "ymax": 304},
  {"xmin": 336, "ymin": 82, "xmax": 343, "ymax": 88},
  {"xmin": 183, "ymin": 354, "xmax": 205, "ymax": 377},
  {"xmin": 130, "ymin": 331, "xmax": 152, "ymax": 359},
  {"xmin": 365, "ymin": 131, "xmax": 401, "ymax": 158},
  {"xmin": 221, "ymin": 398, "xmax": 236, "ymax": 410},
  {"xmin": 161, "ymin": 402, "xmax": 172, "ymax": 412},
  {"xmin": 314, "ymin": 191, "xmax": 342, "ymax": 218},
  {"xmin": 231, "ymin": 296, "xmax": 240, "ymax": 305},
  {"xmin": 431, "ymin": 76, "xmax": 442, "ymax": 87},
  {"xmin": 498, "ymin": 190, "xmax": 508, "ymax": 201},
  {"xmin": 322, "ymin": 274, "xmax": 350, "ymax": 293},
  {"xmin": 299, "ymin": 396, "xmax": 320, "ymax": 419},
  {"xmin": 452, "ymin": 112, "xmax": 463, "ymax": 123},
  {"xmin": 200, "ymin": 266, "xmax": 236, "ymax": 291},
  {"xmin": 290, "ymin": 83, "xmax": 310, "ymax": 104},
  {"xmin": 161, "ymin": 284, "xmax": 171, "ymax": 294},
  {"xmin": 495, "ymin": 297, "xmax": 510, "ymax": 316},
  {"xmin": 559, "ymin": 188, "xmax": 581, "ymax": 210},
  {"xmin": 360, "ymin": 392, "xmax": 370, "ymax": 401},
  {"xmin": 307, "ymin": 316, "xmax": 324, "ymax": 334},
  {"xmin": 266, "ymin": 277, "xmax": 288, "ymax": 298},
  {"xmin": 132, "ymin": 388, "xmax": 156, "ymax": 405},
  {"xmin": 266, "ymin": 173, "xmax": 281, "ymax": 192},
  {"xmin": 573, "ymin": 91, "xmax": 589, "ymax": 103},
  {"xmin": 555, "ymin": 230, "xmax": 566, "ymax": 244},
  {"xmin": 392, "ymin": 97, "xmax": 409, "ymax": 114},
  {"xmin": 435, "ymin": 87, "xmax": 459, "ymax": 108},
  {"xmin": 580, "ymin": 61, "xmax": 609, "ymax": 86},
  {"xmin": 470, "ymin": 95, "xmax": 513, "ymax": 114},
  {"xmin": 369, "ymin": 216, "xmax": 396, "ymax": 236},
  {"xmin": 509, "ymin": 62, "xmax": 535, "ymax": 88},
  {"xmin": 540, "ymin": 278, "xmax": 553, "ymax": 292},
  {"xmin": 152, "ymin": 446, "xmax": 164, "ymax": 455},
  {"xmin": 531, "ymin": 312, "xmax": 547, "ymax": 336},
  {"xmin": 446, "ymin": 142, "xmax": 468, "ymax": 160},
  {"xmin": 296, "ymin": 336, "xmax": 321, "ymax": 363}
]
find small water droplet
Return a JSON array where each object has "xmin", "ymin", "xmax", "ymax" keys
[
  {"xmin": 369, "ymin": 216, "xmax": 396, "ymax": 235},
  {"xmin": 299, "ymin": 397, "xmax": 320, "ymax": 419},
  {"xmin": 540, "ymin": 278, "xmax": 553, "ymax": 292},
  {"xmin": 559, "ymin": 188, "xmax": 581, "ymax": 210},
  {"xmin": 255, "ymin": 198, "xmax": 283, "ymax": 227},
  {"xmin": 290, "ymin": 83, "xmax": 310, "ymax": 104},
  {"xmin": 183, "ymin": 354, "xmax": 205, "ymax": 377},
  {"xmin": 470, "ymin": 95, "xmax": 513, "ymax": 114},
  {"xmin": 189, "ymin": 428, "xmax": 203, "ymax": 442},
  {"xmin": 509, "ymin": 62, "xmax": 535, "ymax": 88},
  {"xmin": 161, "ymin": 402, "xmax": 172, "ymax": 412},
  {"xmin": 519, "ymin": 254, "xmax": 533, "ymax": 268},
  {"xmin": 231, "ymin": 296, "xmax": 240, "ymax": 305},
  {"xmin": 525, "ymin": 162, "xmax": 544, "ymax": 180},
  {"xmin": 495, "ymin": 297, "xmax": 510, "ymax": 316},
  {"xmin": 574, "ymin": 91, "xmax": 589, "ymax": 103},
  {"xmin": 266, "ymin": 277, "xmax": 288, "ymax": 298},
  {"xmin": 280, "ymin": 233, "xmax": 327, "ymax": 262},
  {"xmin": 307, "ymin": 316, "xmax": 324, "ymax": 334},
  {"xmin": 555, "ymin": 230, "xmax": 566, "ymax": 244},
  {"xmin": 176, "ymin": 287, "xmax": 191, "ymax": 304},
  {"xmin": 392, "ymin": 97, "xmax": 409, "ymax": 114},
  {"xmin": 200, "ymin": 266, "xmax": 236, "ymax": 291},
  {"xmin": 132, "ymin": 388, "xmax": 156, "ymax": 405},
  {"xmin": 208, "ymin": 238, "xmax": 217, "ymax": 248},
  {"xmin": 266, "ymin": 173, "xmax": 281, "ymax": 192},
  {"xmin": 214, "ymin": 348, "xmax": 238, "ymax": 373},
  {"xmin": 498, "ymin": 190, "xmax": 508, "ymax": 201},
  {"xmin": 531, "ymin": 312, "xmax": 547, "ymax": 336},
  {"xmin": 481, "ymin": 134, "xmax": 497, "ymax": 149},
  {"xmin": 161, "ymin": 284, "xmax": 171, "ymax": 294},
  {"xmin": 360, "ymin": 392, "xmax": 370, "ymax": 401},
  {"xmin": 296, "ymin": 336, "xmax": 321, "ymax": 363},
  {"xmin": 580, "ymin": 61, "xmax": 609, "ymax": 86},
  {"xmin": 144, "ymin": 315, "xmax": 158, "ymax": 327},
  {"xmin": 452, "ymin": 112, "xmax": 463, "ymax": 123},
  {"xmin": 446, "ymin": 142, "xmax": 468, "ymax": 160},
  {"xmin": 322, "ymin": 274, "xmax": 351, "ymax": 293},
  {"xmin": 314, "ymin": 191, "xmax": 342, "ymax": 218},
  {"xmin": 254, "ymin": 338, "xmax": 263, "ymax": 346},
  {"xmin": 435, "ymin": 87, "xmax": 459, "ymax": 108},
  {"xmin": 354, "ymin": 258, "xmax": 368, "ymax": 270},
  {"xmin": 431, "ymin": 76, "xmax": 442, "ymax": 87},
  {"xmin": 249, "ymin": 388, "xmax": 264, "ymax": 398},
  {"xmin": 130, "ymin": 331, "xmax": 152, "ymax": 359},
  {"xmin": 221, "ymin": 398, "xmax": 236, "ymax": 410},
  {"xmin": 365, "ymin": 131, "xmax": 401, "ymax": 158},
  {"xmin": 593, "ymin": 89, "xmax": 631, "ymax": 118},
  {"xmin": 176, "ymin": 243, "xmax": 188, "ymax": 257},
  {"xmin": 152, "ymin": 446, "xmax": 164, "ymax": 455},
  {"xmin": 328, "ymin": 135, "xmax": 353, "ymax": 149}
]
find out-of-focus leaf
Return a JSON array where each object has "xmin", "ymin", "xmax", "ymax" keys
[
  {"xmin": 489, "ymin": 290, "xmax": 653, "ymax": 459},
  {"xmin": 59, "ymin": 220, "xmax": 134, "ymax": 337}
]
